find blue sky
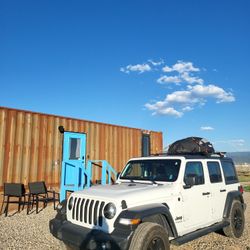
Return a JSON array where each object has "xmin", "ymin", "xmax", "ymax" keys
[{"xmin": 0, "ymin": 0, "xmax": 249, "ymax": 152}]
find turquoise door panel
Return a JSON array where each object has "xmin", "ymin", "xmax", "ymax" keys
[{"xmin": 60, "ymin": 132, "xmax": 86, "ymax": 201}]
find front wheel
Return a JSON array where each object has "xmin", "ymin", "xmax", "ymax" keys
[
  {"xmin": 223, "ymin": 200, "xmax": 245, "ymax": 238},
  {"xmin": 59, "ymin": 241, "xmax": 74, "ymax": 250},
  {"xmin": 129, "ymin": 222, "xmax": 169, "ymax": 250}
]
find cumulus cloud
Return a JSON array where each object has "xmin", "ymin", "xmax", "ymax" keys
[
  {"xmin": 158, "ymin": 60, "xmax": 204, "ymax": 85},
  {"xmin": 120, "ymin": 63, "xmax": 151, "ymax": 74},
  {"xmin": 200, "ymin": 126, "xmax": 214, "ymax": 131},
  {"xmin": 148, "ymin": 59, "xmax": 164, "ymax": 66},
  {"xmin": 181, "ymin": 72, "xmax": 204, "ymax": 84},
  {"xmin": 145, "ymin": 102, "xmax": 183, "ymax": 118},
  {"xmin": 162, "ymin": 61, "xmax": 200, "ymax": 74},
  {"xmin": 157, "ymin": 75, "xmax": 182, "ymax": 84},
  {"xmin": 121, "ymin": 59, "xmax": 236, "ymax": 118},
  {"xmin": 182, "ymin": 106, "xmax": 193, "ymax": 112},
  {"xmin": 156, "ymin": 107, "xmax": 183, "ymax": 117},
  {"xmin": 162, "ymin": 65, "xmax": 173, "ymax": 72},
  {"xmin": 145, "ymin": 83, "xmax": 235, "ymax": 117},
  {"xmin": 189, "ymin": 84, "xmax": 235, "ymax": 103},
  {"xmin": 157, "ymin": 72, "xmax": 204, "ymax": 85},
  {"xmin": 165, "ymin": 90, "xmax": 196, "ymax": 104}
]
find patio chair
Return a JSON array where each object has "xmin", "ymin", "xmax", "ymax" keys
[
  {"xmin": 0, "ymin": 183, "xmax": 27, "ymax": 217},
  {"xmin": 27, "ymin": 181, "xmax": 59, "ymax": 214}
]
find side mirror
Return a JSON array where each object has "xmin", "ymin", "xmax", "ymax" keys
[{"xmin": 184, "ymin": 175, "xmax": 196, "ymax": 189}]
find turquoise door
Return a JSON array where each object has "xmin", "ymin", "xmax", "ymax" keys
[{"xmin": 60, "ymin": 132, "xmax": 86, "ymax": 201}]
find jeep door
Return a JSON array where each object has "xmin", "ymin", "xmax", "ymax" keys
[
  {"xmin": 206, "ymin": 161, "xmax": 227, "ymax": 222},
  {"xmin": 181, "ymin": 161, "xmax": 212, "ymax": 231}
]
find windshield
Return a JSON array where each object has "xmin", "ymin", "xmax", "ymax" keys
[{"xmin": 120, "ymin": 159, "xmax": 181, "ymax": 182}]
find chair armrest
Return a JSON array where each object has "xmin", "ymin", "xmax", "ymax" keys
[
  {"xmin": 47, "ymin": 190, "xmax": 60, "ymax": 198},
  {"xmin": 47, "ymin": 190, "xmax": 55, "ymax": 194}
]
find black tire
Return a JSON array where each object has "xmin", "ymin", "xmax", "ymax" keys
[
  {"xmin": 223, "ymin": 200, "xmax": 245, "ymax": 238},
  {"xmin": 59, "ymin": 241, "xmax": 74, "ymax": 250},
  {"xmin": 129, "ymin": 222, "xmax": 170, "ymax": 250},
  {"xmin": 143, "ymin": 214, "xmax": 167, "ymax": 228}
]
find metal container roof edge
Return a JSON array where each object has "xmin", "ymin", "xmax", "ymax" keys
[{"xmin": 0, "ymin": 106, "xmax": 162, "ymax": 133}]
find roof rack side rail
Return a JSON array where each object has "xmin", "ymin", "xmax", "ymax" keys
[{"xmin": 211, "ymin": 152, "xmax": 227, "ymax": 158}]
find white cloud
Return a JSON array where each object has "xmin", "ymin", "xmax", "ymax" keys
[
  {"xmin": 200, "ymin": 126, "xmax": 214, "ymax": 131},
  {"xmin": 156, "ymin": 107, "xmax": 183, "ymax": 117},
  {"xmin": 145, "ymin": 101, "xmax": 165, "ymax": 111},
  {"xmin": 189, "ymin": 84, "xmax": 235, "ymax": 103},
  {"xmin": 121, "ymin": 59, "xmax": 236, "ymax": 118},
  {"xmin": 166, "ymin": 84, "xmax": 235, "ymax": 105},
  {"xmin": 157, "ymin": 75, "xmax": 182, "ymax": 84},
  {"xmin": 162, "ymin": 61, "xmax": 200, "ymax": 74},
  {"xmin": 181, "ymin": 72, "xmax": 204, "ymax": 84},
  {"xmin": 165, "ymin": 90, "xmax": 201, "ymax": 104},
  {"xmin": 162, "ymin": 65, "xmax": 173, "ymax": 72},
  {"xmin": 160, "ymin": 61, "xmax": 203, "ymax": 85},
  {"xmin": 145, "ymin": 83, "xmax": 235, "ymax": 117},
  {"xmin": 145, "ymin": 102, "xmax": 183, "ymax": 118},
  {"xmin": 182, "ymin": 106, "xmax": 193, "ymax": 112},
  {"xmin": 148, "ymin": 59, "xmax": 164, "ymax": 66},
  {"xmin": 157, "ymin": 73, "xmax": 204, "ymax": 85},
  {"xmin": 120, "ymin": 63, "xmax": 151, "ymax": 74}
]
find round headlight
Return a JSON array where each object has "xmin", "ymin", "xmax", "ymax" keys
[
  {"xmin": 68, "ymin": 197, "xmax": 74, "ymax": 210},
  {"xmin": 104, "ymin": 203, "xmax": 116, "ymax": 219}
]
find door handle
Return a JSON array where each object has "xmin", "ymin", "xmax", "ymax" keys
[
  {"xmin": 202, "ymin": 192, "xmax": 210, "ymax": 196},
  {"xmin": 220, "ymin": 189, "xmax": 226, "ymax": 192}
]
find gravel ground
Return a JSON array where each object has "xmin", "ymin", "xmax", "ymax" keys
[{"xmin": 0, "ymin": 193, "xmax": 249, "ymax": 250}]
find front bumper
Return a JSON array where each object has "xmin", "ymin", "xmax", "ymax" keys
[{"xmin": 49, "ymin": 218, "xmax": 133, "ymax": 250}]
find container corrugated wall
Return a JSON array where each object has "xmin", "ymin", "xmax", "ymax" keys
[{"xmin": 0, "ymin": 107, "xmax": 163, "ymax": 190}]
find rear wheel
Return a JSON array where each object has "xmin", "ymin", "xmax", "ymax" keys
[
  {"xmin": 129, "ymin": 222, "xmax": 169, "ymax": 250},
  {"xmin": 223, "ymin": 200, "xmax": 245, "ymax": 238}
]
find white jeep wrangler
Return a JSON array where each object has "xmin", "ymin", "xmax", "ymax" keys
[{"xmin": 50, "ymin": 154, "xmax": 246, "ymax": 250}]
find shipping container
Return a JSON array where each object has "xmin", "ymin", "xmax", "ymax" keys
[{"xmin": 0, "ymin": 106, "xmax": 163, "ymax": 191}]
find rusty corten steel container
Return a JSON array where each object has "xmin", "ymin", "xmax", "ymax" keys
[{"xmin": 0, "ymin": 106, "xmax": 163, "ymax": 190}]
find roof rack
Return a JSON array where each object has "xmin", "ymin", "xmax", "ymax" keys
[
  {"xmin": 150, "ymin": 151, "xmax": 227, "ymax": 158},
  {"xmin": 211, "ymin": 152, "xmax": 227, "ymax": 158}
]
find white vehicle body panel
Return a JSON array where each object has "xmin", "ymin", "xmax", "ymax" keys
[{"xmin": 66, "ymin": 155, "xmax": 241, "ymax": 237}]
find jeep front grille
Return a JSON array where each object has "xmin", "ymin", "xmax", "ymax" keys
[{"xmin": 71, "ymin": 197, "xmax": 106, "ymax": 226}]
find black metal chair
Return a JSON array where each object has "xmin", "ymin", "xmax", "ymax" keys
[
  {"xmin": 0, "ymin": 183, "xmax": 27, "ymax": 217},
  {"xmin": 27, "ymin": 181, "xmax": 60, "ymax": 214}
]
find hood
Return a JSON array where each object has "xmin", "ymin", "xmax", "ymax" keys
[{"xmin": 74, "ymin": 182, "xmax": 175, "ymax": 207}]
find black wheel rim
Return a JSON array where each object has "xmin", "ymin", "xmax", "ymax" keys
[
  {"xmin": 147, "ymin": 237, "xmax": 165, "ymax": 250},
  {"xmin": 233, "ymin": 208, "xmax": 243, "ymax": 231}
]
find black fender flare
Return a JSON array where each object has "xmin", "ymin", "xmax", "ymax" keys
[
  {"xmin": 223, "ymin": 191, "xmax": 245, "ymax": 219},
  {"xmin": 114, "ymin": 203, "xmax": 178, "ymax": 238}
]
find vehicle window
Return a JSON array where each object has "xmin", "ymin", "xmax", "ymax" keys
[
  {"xmin": 221, "ymin": 161, "xmax": 238, "ymax": 184},
  {"xmin": 207, "ymin": 162, "xmax": 222, "ymax": 183},
  {"xmin": 120, "ymin": 160, "xmax": 181, "ymax": 182},
  {"xmin": 184, "ymin": 162, "xmax": 204, "ymax": 185}
]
